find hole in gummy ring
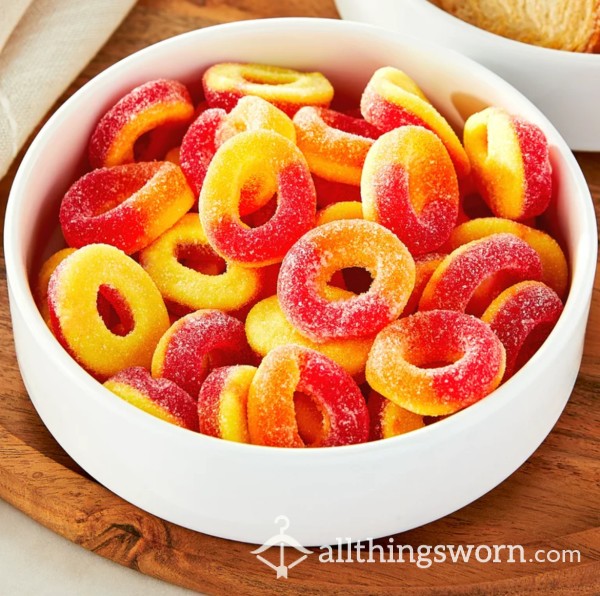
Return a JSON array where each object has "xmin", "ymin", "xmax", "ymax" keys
[
  {"xmin": 176, "ymin": 244, "xmax": 227, "ymax": 275},
  {"xmin": 294, "ymin": 391, "xmax": 326, "ymax": 447},
  {"xmin": 339, "ymin": 267, "xmax": 374, "ymax": 295},
  {"xmin": 97, "ymin": 285, "xmax": 135, "ymax": 336}
]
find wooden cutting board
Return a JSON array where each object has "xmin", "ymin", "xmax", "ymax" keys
[{"xmin": 0, "ymin": 1, "xmax": 598, "ymax": 593}]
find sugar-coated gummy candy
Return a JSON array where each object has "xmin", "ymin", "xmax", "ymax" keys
[
  {"xmin": 247, "ymin": 345, "xmax": 369, "ymax": 447},
  {"xmin": 366, "ymin": 310, "xmax": 506, "ymax": 416},
  {"xmin": 47, "ymin": 244, "xmax": 170, "ymax": 380},
  {"xmin": 59, "ymin": 161, "xmax": 195, "ymax": 255},
  {"xmin": 104, "ymin": 366, "xmax": 198, "ymax": 431}
]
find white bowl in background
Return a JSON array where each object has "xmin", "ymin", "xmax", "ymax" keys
[
  {"xmin": 335, "ymin": 0, "xmax": 600, "ymax": 151},
  {"xmin": 4, "ymin": 18, "xmax": 597, "ymax": 546}
]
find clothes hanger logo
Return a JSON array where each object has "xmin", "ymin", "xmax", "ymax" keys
[{"xmin": 251, "ymin": 515, "xmax": 312, "ymax": 578}]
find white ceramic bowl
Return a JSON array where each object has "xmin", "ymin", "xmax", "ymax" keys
[
  {"xmin": 4, "ymin": 18, "xmax": 597, "ymax": 546},
  {"xmin": 335, "ymin": 0, "xmax": 600, "ymax": 151}
]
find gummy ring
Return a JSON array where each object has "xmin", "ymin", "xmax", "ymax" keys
[
  {"xmin": 482, "ymin": 281, "xmax": 564, "ymax": 380},
  {"xmin": 47, "ymin": 244, "xmax": 170, "ymax": 380},
  {"xmin": 202, "ymin": 62, "xmax": 334, "ymax": 116},
  {"xmin": 401, "ymin": 252, "xmax": 446, "ymax": 317},
  {"xmin": 151, "ymin": 309, "xmax": 255, "ymax": 398},
  {"xmin": 316, "ymin": 201, "xmax": 363, "ymax": 226},
  {"xmin": 89, "ymin": 79, "xmax": 194, "ymax": 168},
  {"xmin": 104, "ymin": 367, "xmax": 198, "ymax": 431},
  {"xmin": 362, "ymin": 126, "xmax": 460, "ymax": 256},
  {"xmin": 180, "ymin": 96, "xmax": 296, "ymax": 215},
  {"xmin": 59, "ymin": 161, "xmax": 195, "ymax": 254},
  {"xmin": 367, "ymin": 391, "xmax": 425, "ymax": 440},
  {"xmin": 36, "ymin": 248, "xmax": 76, "ymax": 325},
  {"xmin": 216, "ymin": 95, "xmax": 296, "ymax": 146},
  {"xmin": 419, "ymin": 233, "xmax": 543, "ymax": 314},
  {"xmin": 360, "ymin": 67, "xmax": 470, "ymax": 179},
  {"xmin": 245, "ymin": 293, "xmax": 374, "ymax": 377},
  {"xmin": 463, "ymin": 107, "xmax": 552, "ymax": 220},
  {"xmin": 200, "ymin": 130, "xmax": 316, "ymax": 267},
  {"xmin": 278, "ymin": 219, "xmax": 415, "ymax": 342},
  {"xmin": 446, "ymin": 217, "xmax": 568, "ymax": 298},
  {"xmin": 197, "ymin": 365, "xmax": 257, "ymax": 443},
  {"xmin": 366, "ymin": 310, "xmax": 506, "ymax": 416},
  {"xmin": 139, "ymin": 214, "xmax": 263, "ymax": 313},
  {"xmin": 247, "ymin": 345, "xmax": 369, "ymax": 447},
  {"xmin": 293, "ymin": 106, "xmax": 380, "ymax": 185}
]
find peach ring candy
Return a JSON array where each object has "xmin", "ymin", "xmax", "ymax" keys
[
  {"xmin": 180, "ymin": 97, "xmax": 294, "ymax": 213},
  {"xmin": 104, "ymin": 367, "xmax": 198, "ymax": 431},
  {"xmin": 35, "ymin": 248, "xmax": 76, "ymax": 325},
  {"xmin": 419, "ymin": 233, "xmax": 543, "ymax": 314},
  {"xmin": 197, "ymin": 365, "xmax": 257, "ymax": 443},
  {"xmin": 316, "ymin": 201, "xmax": 363, "ymax": 226},
  {"xmin": 139, "ymin": 214, "xmax": 262, "ymax": 313},
  {"xmin": 482, "ymin": 281, "xmax": 564, "ymax": 380},
  {"xmin": 366, "ymin": 310, "xmax": 506, "ymax": 416},
  {"xmin": 151, "ymin": 309, "xmax": 255, "ymax": 398},
  {"xmin": 463, "ymin": 107, "xmax": 552, "ymax": 220},
  {"xmin": 401, "ymin": 252, "xmax": 446, "ymax": 317},
  {"xmin": 216, "ymin": 95, "xmax": 296, "ymax": 146},
  {"xmin": 278, "ymin": 219, "xmax": 415, "ymax": 342},
  {"xmin": 362, "ymin": 125, "xmax": 460, "ymax": 256},
  {"xmin": 199, "ymin": 130, "xmax": 316, "ymax": 267},
  {"xmin": 89, "ymin": 79, "xmax": 194, "ymax": 168},
  {"xmin": 245, "ymin": 292, "xmax": 374, "ymax": 377},
  {"xmin": 446, "ymin": 217, "xmax": 569, "ymax": 298},
  {"xmin": 59, "ymin": 161, "xmax": 195, "ymax": 255},
  {"xmin": 360, "ymin": 67, "xmax": 470, "ymax": 179},
  {"xmin": 247, "ymin": 345, "xmax": 369, "ymax": 447},
  {"xmin": 367, "ymin": 391, "xmax": 425, "ymax": 441},
  {"xmin": 47, "ymin": 244, "xmax": 170, "ymax": 380},
  {"xmin": 202, "ymin": 62, "xmax": 334, "ymax": 117},
  {"xmin": 293, "ymin": 106, "xmax": 380, "ymax": 185},
  {"xmin": 312, "ymin": 174, "xmax": 362, "ymax": 207}
]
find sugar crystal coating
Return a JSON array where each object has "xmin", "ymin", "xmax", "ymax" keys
[
  {"xmin": 366, "ymin": 310, "xmax": 506, "ymax": 416},
  {"xmin": 362, "ymin": 126, "xmax": 460, "ymax": 256},
  {"xmin": 59, "ymin": 161, "xmax": 195, "ymax": 255},
  {"xmin": 463, "ymin": 107, "xmax": 552, "ymax": 220},
  {"xmin": 367, "ymin": 390, "xmax": 425, "ymax": 440},
  {"xmin": 104, "ymin": 366, "xmax": 198, "ymax": 431},
  {"xmin": 152, "ymin": 309, "xmax": 256, "ymax": 398},
  {"xmin": 89, "ymin": 79, "xmax": 194, "ymax": 168},
  {"xmin": 197, "ymin": 365, "xmax": 257, "ymax": 442},
  {"xmin": 278, "ymin": 219, "xmax": 416, "ymax": 342},
  {"xmin": 47, "ymin": 244, "xmax": 170, "ymax": 380},
  {"xmin": 203, "ymin": 63, "xmax": 334, "ymax": 116},
  {"xmin": 482, "ymin": 281, "xmax": 563, "ymax": 379},
  {"xmin": 247, "ymin": 344, "xmax": 369, "ymax": 447}
]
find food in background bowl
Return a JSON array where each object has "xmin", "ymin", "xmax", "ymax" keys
[
  {"xmin": 5, "ymin": 19, "xmax": 596, "ymax": 545},
  {"xmin": 431, "ymin": 0, "xmax": 600, "ymax": 52}
]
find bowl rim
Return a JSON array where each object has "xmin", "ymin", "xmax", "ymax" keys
[
  {"xmin": 385, "ymin": 0, "xmax": 600, "ymax": 61},
  {"xmin": 4, "ymin": 17, "xmax": 598, "ymax": 460}
]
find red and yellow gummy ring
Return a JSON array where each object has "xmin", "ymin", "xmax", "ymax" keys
[
  {"xmin": 200, "ymin": 130, "xmax": 316, "ymax": 267},
  {"xmin": 247, "ymin": 345, "xmax": 369, "ymax": 447},
  {"xmin": 47, "ymin": 244, "xmax": 170, "ymax": 380},
  {"xmin": 197, "ymin": 365, "xmax": 257, "ymax": 443},
  {"xmin": 362, "ymin": 125, "xmax": 460, "ymax": 256},
  {"xmin": 366, "ymin": 310, "xmax": 506, "ymax": 416},
  {"xmin": 139, "ymin": 214, "xmax": 263, "ymax": 313},
  {"xmin": 59, "ymin": 161, "xmax": 195, "ymax": 254},
  {"xmin": 89, "ymin": 79, "xmax": 194, "ymax": 168},
  {"xmin": 278, "ymin": 219, "xmax": 415, "ymax": 342},
  {"xmin": 202, "ymin": 62, "xmax": 334, "ymax": 116}
]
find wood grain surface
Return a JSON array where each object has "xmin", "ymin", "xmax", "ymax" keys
[{"xmin": 0, "ymin": 1, "xmax": 598, "ymax": 594}]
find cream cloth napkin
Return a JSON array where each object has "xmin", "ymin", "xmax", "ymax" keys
[{"xmin": 0, "ymin": 0, "xmax": 136, "ymax": 180}]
